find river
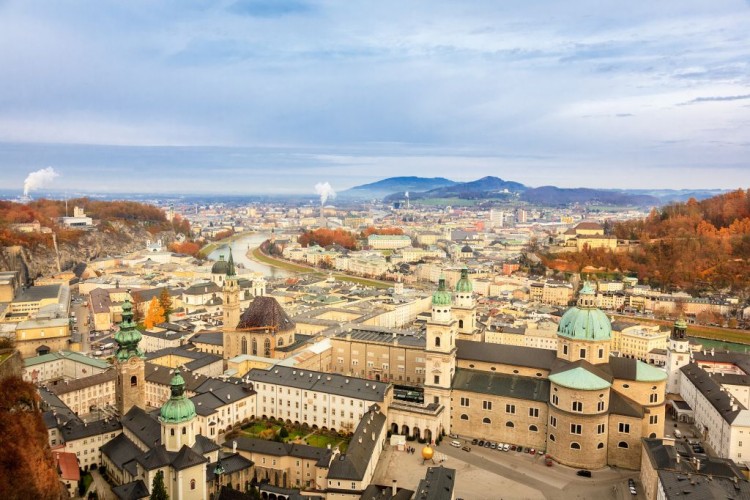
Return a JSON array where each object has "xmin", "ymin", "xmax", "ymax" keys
[{"xmin": 206, "ymin": 233, "xmax": 294, "ymax": 279}]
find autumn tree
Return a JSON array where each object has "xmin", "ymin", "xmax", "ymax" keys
[
  {"xmin": 150, "ymin": 470, "xmax": 168, "ymax": 500},
  {"xmin": 131, "ymin": 292, "xmax": 145, "ymax": 324},
  {"xmin": 169, "ymin": 241, "xmax": 202, "ymax": 257},
  {"xmin": 158, "ymin": 288, "xmax": 173, "ymax": 319},
  {"xmin": 144, "ymin": 297, "xmax": 165, "ymax": 329}
]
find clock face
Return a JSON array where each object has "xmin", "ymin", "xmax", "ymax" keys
[{"xmin": 129, "ymin": 357, "xmax": 139, "ymax": 365}]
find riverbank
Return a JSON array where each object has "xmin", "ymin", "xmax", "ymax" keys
[
  {"xmin": 611, "ymin": 314, "xmax": 750, "ymax": 346},
  {"xmin": 249, "ymin": 246, "xmax": 393, "ymax": 289},
  {"xmin": 198, "ymin": 231, "xmax": 255, "ymax": 258}
]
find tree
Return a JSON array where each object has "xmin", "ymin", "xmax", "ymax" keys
[
  {"xmin": 131, "ymin": 292, "xmax": 144, "ymax": 324},
  {"xmin": 144, "ymin": 297, "xmax": 165, "ymax": 330},
  {"xmin": 158, "ymin": 288, "xmax": 173, "ymax": 319},
  {"xmin": 150, "ymin": 470, "xmax": 168, "ymax": 500}
]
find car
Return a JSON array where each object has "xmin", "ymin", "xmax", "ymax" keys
[
  {"xmin": 450, "ymin": 440, "xmax": 461, "ymax": 448},
  {"xmin": 629, "ymin": 486, "xmax": 637, "ymax": 495},
  {"xmin": 484, "ymin": 441, "xmax": 491, "ymax": 448},
  {"xmin": 471, "ymin": 439, "xmax": 478, "ymax": 445},
  {"xmin": 490, "ymin": 442, "xmax": 497, "ymax": 449},
  {"xmin": 461, "ymin": 446, "xmax": 471, "ymax": 452},
  {"xmin": 577, "ymin": 470, "xmax": 592, "ymax": 478},
  {"xmin": 537, "ymin": 450, "xmax": 544, "ymax": 455},
  {"xmin": 529, "ymin": 448, "xmax": 535, "ymax": 454},
  {"xmin": 449, "ymin": 433, "xmax": 459, "ymax": 439},
  {"xmin": 478, "ymin": 440, "xmax": 485, "ymax": 447},
  {"xmin": 516, "ymin": 446, "xmax": 523, "ymax": 453},
  {"xmin": 510, "ymin": 445, "xmax": 516, "ymax": 451},
  {"xmin": 503, "ymin": 444, "xmax": 510, "ymax": 452},
  {"xmin": 628, "ymin": 479, "xmax": 635, "ymax": 487},
  {"xmin": 545, "ymin": 458, "xmax": 553, "ymax": 467}
]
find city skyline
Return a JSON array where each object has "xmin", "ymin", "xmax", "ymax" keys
[{"xmin": 0, "ymin": 1, "xmax": 749, "ymax": 193}]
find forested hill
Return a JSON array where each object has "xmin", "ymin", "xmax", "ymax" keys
[{"xmin": 543, "ymin": 189, "xmax": 750, "ymax": 294}]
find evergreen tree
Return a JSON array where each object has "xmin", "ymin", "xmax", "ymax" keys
[{"xmin": 150, "ymin": 470, "xmax": 168, "ymax": 500}]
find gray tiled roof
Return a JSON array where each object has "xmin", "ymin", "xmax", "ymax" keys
[
  {"xmin": 680, "ymin": 363, "xmax": 745, "ymax": 423},
  {"xmin": 206, "ymin": 453, "xmax": 254, "ymax": 482},
  {"xmin": 246, "ymin": 366, "xmax": 388, "ymax": 402},
  {"xmin": 414, "ymin": 466, "xmax": 456, "ymax": 500},
  {"xmin": 608, "ymin": 391, "xmax": 644, "ymax": 418},
  {"xmin": 47, "ymin": 369, "xmax": 116, "ymax": 396},
  {"xmin": 457, "ymin": 340, "xmax": 557, "ymax": 370},
  {"xmin": 452, "ymin": 368, "xmax": 550, "ymax": 402},
  {"xmin": 122, "ymin": 406, "xmax": 161, "ymax": 449},
  {"xmin": 328, "ymin": 405, "xmax": 386, "ymax": 481},
  {"xmin": 101, "ymin": 433, "xmax": 143, "ymax": 471},
  {"xmin": 226, "ymin": 437, "xmax": 330, "ymax": 461},
  {"xmin": 60, "ymin": 417, "xmax": 122, "ymax": 442},
  {"xmin": 112, "ymin": 480, "xmax": 150, "ymax": 500},
  {"xmin": 658, "ymin": 470, "xmax": 750, "ymax": 499}
]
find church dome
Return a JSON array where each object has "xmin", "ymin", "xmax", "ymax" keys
[
  {"xmin": 114, "ymin": 298, "xmax": 144, "ymax": 362},
  {"xmin": 432, "ymin": 276, "xmax": 452, "ymax": 306},
  {"xmin": 160, "ymin": 370, "xmax": 196, "ymax": 424},
  {"xmin": 455, "ymin": 267, "xmax": 473, "ymax": 293},
  {"xmin": 557, "ymin": 282, "xmax": 611, "ymax": 341},
  {"xmin": 211, "ymin": 255, "xmax": 229, "ymax": 274},
  {"xmin": 237, "ymin": 296, "xmax": 295, "ymax": 332}
]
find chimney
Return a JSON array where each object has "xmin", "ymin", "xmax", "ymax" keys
[
  {"xmin": 233, "ymin": 440, "xmax": 237, "ymax": 454},
  {"xmin": 392, "ymin": 479, "xmax": 398, "ymax": 496},
  {"xmin": 711, "ymin": 348, "xmax": 715, "ymax": 356},
  {"xmin": 695, "ymin": 458, "xmax": 701, "ymax": 470},
  {"xmin": 676, "ymin": 454, "xmax": 681, "ymax": 464}
]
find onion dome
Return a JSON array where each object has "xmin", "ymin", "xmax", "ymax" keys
[
  {"xmin": 160, "ymin": 369, "xmax": 196, "ymax": 424},
  {"xmin": 557, "ymin": 282, "xmax": 611, "ymax": 341},
  {"xmin": 211, "ymin": 255, "xmax": 229, "ymax": 274},
  {"xmin": 421, "ymin": 445, "xmax": 434, "ymax": 460},
  {"xmin": 432, "ymin": 276, "xmax": 452, "ymax": 306},
  {"xmin": 114, "ymin": 297, "xmax": 144, "ymax": 362},
  {"xmin": 455, "ymin": 266, "xmax": 473, "ymax": 293}
]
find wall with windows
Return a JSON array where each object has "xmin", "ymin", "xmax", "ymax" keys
[{"xmin": 607, "ymin": 414, "xmax": 642, "ymax": 469}]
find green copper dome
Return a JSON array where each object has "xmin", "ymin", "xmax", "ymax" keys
[
  {"xmin": 674, "ymin": 317, "xmax": 688, "ymax": 330},
  {"xmin": 432, "ymin": 276, "xmax": 452, "ymax": 306},
  {"xmin": 114, "ymin": 297, "xmax": 144, "ymax": 362},
  {"xmin": 557, "ymin": 282, "xmax": 611, "ymax": 341},
  {"xmin": 455, "ymin": 267, "xmax": 473, "ymax": 293},
  {"xmin": 160, "ymin": 369, "xmax": 196, "ymax": 424}
]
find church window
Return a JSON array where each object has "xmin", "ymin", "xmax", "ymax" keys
[
  {"xmin": 649, "ymin": 393, "xmax": 658, "ymax": 403},
  {"xmin": 278, "ymin": 337, "xmax": 284, "ymax": 347},
  {"xmin": 563, "ymin": 344, "xmax": 568, "ymax": 355},
  {"xmin": 458, "ymin": 320, "xmax": 464, "ymax": 329},
  {"xmin": 130, "ymin": 376, "xmax": 137, "ymax": 387},
  {"xmin": 552, "ymin": 394, "xmax": 559, "ymax": 406},
  {"xmin": 241, "ymin": 336, "xmax": 248, "ymax": 355},
  {"xmin": 171, "ymin": 429, "xmax": 175, "ymax": 436},
  {"xmin": 572, "ymin": 401, "xmax": 583, "ymax": 412},
  {"xmin": 505, "ymin": 404, "xmax": 515, "ymax": 414},
  {"xmin": 579, "ymin": 348, "xmax": 586, "ymax": 359},
  {"xmin": 460, "ymin": 397, "xmax": 469, "ymax": 407},
  {"xmin": 182, "ymin": 427, "xmax": 186, "ymax": 435},
  {"xmin": 252, "ymin": 338, "xmax": 257, "ymax": 355},
  {"xmin": 649, "ymin": 415, "xmax": 658, "ymax": 425},
  {"xmin": 571, "ymin": 442, "xmax": 581, "ymax": 450},
  {"xmin": 597, "ymin": 424, "xmax": 605, "ymax": 434},
  {"xmin": 597, "ymin": 401, "xmax": 605, "ymax": 411},
  {"xmin": 618, "ymin": 441, "xmax": 629, "ymax": 449},
  {"xmin": 190, "ymin": 479, "xmax": 196, "ymax": 490},
  {"xmin": 483, "ymin": 401, "xmax": 492, "ymax": 410},
  {"xmin": 570, "ymin": 424, "xmax": 582, "ymax": 434},
  {"xmin": 549, "ymin": 434, "xmax": 555, "ymax": 442},
  {"xmin": 460, "ymin": 414, "xmax": 469, "ymax": 420},
  {"xmin": 529, "ymin": 408, "xmax": 539, "ymax": 418},
  {"xmin": 264, "ymin": 338, "xmax": 271, "ymax": 356},
  {"xmin": 598, "ymin": 348, "xmax": 604, "ymax": 358},
  {"xmin": 618, "ymin": 423, "xmax": 630, "ymax": 433},
  {"xmin": 597, "ymin": 442, "xmax": 604, "ymax": 449},
  {"xmin": 434, "ymin": 375, "xmax": 440, "ymax": 384},
  {"xmin": 529, "ymin": 425, "xmax": 538, "ymax": 432},
  {"xmin": 483, "ymin": 417, "xmax": 491, "ymax": 424},
  {"xmin": 505, "ymin": 421, "xmax": 514, "ymax": 428},
  {"xmin": 435, "ymin": 336, "xmax": 441, "ymax": 347}
]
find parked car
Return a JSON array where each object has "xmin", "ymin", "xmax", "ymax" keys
[
  {"xmin": 450, "ymin": 440, "xmax": 461, "ymax": 448},
  {"xmin": 478, "ymin": 440, "xmax": 485, "ymax": 447},
  {"xmin": 490, "ymin": 442, "xmax": 497, "ymax": 449},
  {"xmin": 545, "ymin": 458, "xmax": 553, "ymax": 466},
  {"xmin": 503, "ymin": 444, "xmax": 510, "ymax": 452},
  {"xmin": 449, "ymin": 433, "xmax": 459, "ymax": 439},
  {"xmin": 462, "ymin": 446, "xmax": 471, "ymax": 452},
  {"xmin": 529, "ymin": 448, "xmax": 535, "ymax": 454},
  {"xmin": 484, "ymin": 441, "xmax": 491, "ymax": 448},
  {"xmin": 510, "ymin": 445, "xmax": 516, "ymax": 451},
  {"xmin": 471, "ymin": 439, "xmax": 478, "ymax": 445},
  {"xmin": 577, "ymin": 470, "xmax": 592, "ymax": 478}
]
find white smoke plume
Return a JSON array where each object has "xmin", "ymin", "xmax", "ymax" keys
[
  {"xmin": 314, "ymin": 182, "xmax": 336, "ymax": 205},
  {"xmin": 23, "ymin": 167, "xmax": 59, "ymax": 196},
  {"xmin": 405, "ymin": 191, "xmax": 409, "ymax": 197}
]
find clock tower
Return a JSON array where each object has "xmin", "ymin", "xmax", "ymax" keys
[{"xmin": 114, "ymin": 295, "xmax": 146, "ymax": 416}]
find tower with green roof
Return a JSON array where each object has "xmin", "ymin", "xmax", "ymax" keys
[
  {"xmin": 223, "ymin": 248, "xmax": 241, "ymax": 333},
  {"xmin": 114, "ymin": 295, "xmax": 146, "ymax": 416},
  {"xmin": 160, "ymin": 369, "xmax": 198, "ymax": 451},
  {"xmin": 453, "ymin": 266, "xmax": 477, "ymax": 338},
  {"xmin": 424, "ymin": 275, "xmax": 457, "ymax": 433},
  {"xmin": 666, "ymin": 317, "xmax": 690, "ymax": 394},
  {"xmin": 556, "ymin": 282, "xmax": 612, "ymax": 365}
]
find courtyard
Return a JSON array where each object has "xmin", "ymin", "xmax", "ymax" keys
[{"xmin": 236, "ymin": 418, "xmax": 350, "ymax": 452}]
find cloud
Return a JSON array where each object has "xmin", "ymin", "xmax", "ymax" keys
[
  {"xmin": 680, "ymin": 94, "xmax": 750, "ymax": 105},
  {"xmin": 228, "ymin": 0, "xmax": 313, "ymax": 17}
]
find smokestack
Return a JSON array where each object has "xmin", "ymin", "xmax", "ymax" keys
[
  {"xmin": 314, "ymin": 182, "xmax": 336, "ymax": 206},
  {"xmin": 232, "ymin": 440, "xmax": 237, "ymax": 454},
  {"xmin": 23, "ymin": 167, "xmax": 59, "ymax": 197},
  {"xmin": 392, "ymin": 479, "xmax": 397, "ymax": 496}
]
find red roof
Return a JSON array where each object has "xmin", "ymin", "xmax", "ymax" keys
[{"xmin": 53, "ymin": 451, "xmax": 80, "ymax": 481}]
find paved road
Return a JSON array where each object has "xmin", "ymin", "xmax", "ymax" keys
[{"xmin": 89, "ymin": 469, "xmax": 115, "ymax": 500}]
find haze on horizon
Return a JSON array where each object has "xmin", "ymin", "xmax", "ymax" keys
[{"xmin": 0, "ymin": 0, "xmax": 749, "ymax": 195}]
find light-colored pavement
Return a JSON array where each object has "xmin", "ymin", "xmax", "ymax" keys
[
  {"xmin": 373, "ymin": 441, "xmax": 641, "ymax": 500},
  {"xmin": 90, "ymin": 469, "xmax": 115, "ymax": 500}
]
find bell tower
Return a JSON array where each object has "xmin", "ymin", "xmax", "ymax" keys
[
  {"xmin": 222, "ymin": 249, "xmax": 241, "ymax": 359},
  {"xmin": 424, "ymin": 276, "xmax": 456, "ymax": 433},
  {"xmin": 452, "ymin": 266, "xmax": 477, "ymax": 339},
  {"xmin": 114, "ymin": 294, "xmax": 146, "ymax": 416},
  {"xmin": 666, "ymin": 317, "xmax": 691, "ymax": 394}
]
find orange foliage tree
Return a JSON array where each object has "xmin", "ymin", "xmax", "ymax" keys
[
  {"xmin": 298, "ymin": 228, "xmax": 358, "ymax": 249},
  {"xmin": 144, "ymin": 296, "xmax": 165, "ymax": 329},
  {"xmin": 361, "ymin": 226, "xmax": 404, "ymax": 237},
  {"xmin": 169, "ymin": 241, "xmax": 201, "ymax": 257}
]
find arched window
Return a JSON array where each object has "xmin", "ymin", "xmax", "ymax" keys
[
  {"xmin": 252, "ymin": 338, "xmax": 258, "ymax": 356},
  {"xmin": 182, "ymin": 427, "xmax": 187, "ymax": 435},
  {"xmin": 190, "ymin": 479, "xmax": 196, "ymax": 490},
  {"xmin": 597, "ymin": 442, "xmax": 604, "ymax": 449},
  {"xmin": 549, "ymin": 434, "xmax": 555, "ymax": 442},
  {"xmin": 264, "ymin": 338, "xmax": 271, "ymax": 356},
  {"xmin": 241, "ymin": 336, "xmax": 248, "ymax": 355},
  {"xmin": 460, "ymin": 414, "xmax": 469, "ymax": 420},
  {"xmin": 458, "ymin": 319, "xmax": 464, "ymax": 329},
  {"xmin": 130, "ymin": 376, "xmax": 137, "ymax": 387},
  {"xmin": 278, "ymin": 337, "xmax": 284, "ymax": 347},
  {"xmin": 506, "ymin": 421, "xmax": 514, "ymax": 428},
  {"xmin": 618, "ymin": 441, "xmax": 629, "ymax": 449},
  {"xmin": 482, "ymin": 417, "xmax": 491, "ymax": 424},
  {"xmin": 435, "ymin": 336, "xmax": 441, "ymax": 347},
  {"xmin": 649, "ymin": 432, "xmax": 656, "ymax": 439},
  {"xmin": 170, "ymin": 428, "xmax": 175, "ymax": 436},
  {"xmin": 529, "ymin": 425, "xmax": 538, "ymax": 432},
  {"xmin": 571, "ymin": 442, "xmax": 581, "ymax": 450}
]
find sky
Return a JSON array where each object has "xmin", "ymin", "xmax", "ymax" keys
[{"xmin": 0, "ymin": 0, "xmax": 749, "ymax": 195}]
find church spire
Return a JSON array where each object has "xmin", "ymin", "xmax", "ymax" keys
[
  {"xmin": 114, "ymin": 294, "xmax": 144, "ymax": 362},
  {"xmin": 227, "ymin": 248, "xmax": 236, "ymax": 277}
]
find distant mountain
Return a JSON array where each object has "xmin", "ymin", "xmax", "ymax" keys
[
  {"xmin": 520, "ymin": 186, "xmax": 659, "ymax": 207},
  {"xmin": 620, "ymin": 189, "xmax": 729, "ymax": 204},
  {"xmin": 341, "ymin": 176, "xmax": 458, "ymax": 199},
  {"xmin": 383, "ymin": 176, "xmax": 526, "ymax": 202}
]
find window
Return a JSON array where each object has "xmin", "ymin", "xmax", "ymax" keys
[
  {"xmin": 182, "ymin": 427, "xmax": 186, "ymax": 435},
  {"xmin": 483, "ymin": 417, "xmax": 491, "ymax": 424},
  {"xmin": 460, "ymin": 414, "xmax": 469, "ymax": 420},
  {"xmin": 579, "ymin": 348, "xmax": 586, "ymax": 359},
  {"xmin": 130, "ymin": 375, "xmax": 137, "ymax": 387},
  {"xmin": 597, "ymin": 401, "xmax": 605, "ymax": 412},
  {"xmin": 460, "ymin": 397, "xmax": 470, "ymax": 407},
  {"xmin": 529, "ymin": 407, "xmax": 539, "ymax": 418},
  {"xmin": 563, "ymin": 344, "xmax": 568, "ymax": 355},
  {"xmin": 241, "ymin": 336, "xmax": 248, "ymax": 355},
  {"xmin": 572, "ymin": 401, "xmax": 583, "ymax": 412},
  {"xmin": 506, "ymin": 421, "xmax": 514, "ymax": 428},
  {"xmin": 483, "ymin": 401, "xmax": 493, "ymax": 411},
  {"xmin": 649, "ymin": 415, "xmax": 658, "ymax": 425},
  {"xmin": 190, "ymin": 479, "xmax": 196, "ymax": 490},
  {"xmin": 252, "ymin": 338, "xmax": 257, "ymax": 355},
  {"xmin": 597, "ymin": 442, "xmax": 604, "ymax": 449},
  {"xmin": 529, "ymin": 425, "xmax": 538, "ymax": 432},
  {"xmin": 570, "ymin": 424, "xmax": 582, "ymax": 435},
  {"xmin": 435, "ymin": 336, "xmax": 441, "ymax": 347},
  {"xmin": 618, "ymin": 423, "xmax": 630, "ymax": 433},
  {"xmin": 597, "ymin": 424, "xmax": 605, "ymax": 434},
  {"xmin": 170, "ymin": 428, "xmax": 175, "ymax": 436},
  {"xmin": 598, "ymin": 348, "xmax": 604, "ymax": 358},
  {"xmin": 649, "ymin": 393, "xmax": 658, "ymax": 403},
  {"xmin": 618, "ymin": 441, "xmax": 629, "ymax": 449},
  {"xmin": 549, "ymin": 434, "xmax": 556, "ymax": 442},
  {"xmin": 434, "ymin": 375, "xmax": 440, "ymax": 384},
  {"xmin": 550, "ymin": 416, "xmax": 557, "ymax": 428},
  {"xmin": 552, "ymin": 395, "xmax": 559, "ymax": 405},
  {"xmin": 505, "ymin": 404, "xmax": 515, "ymax": 414},
  {"xmin": 571, "ymin": 442, "xmax": 581, "ymax": 450}
]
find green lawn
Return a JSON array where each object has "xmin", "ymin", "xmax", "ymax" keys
[
  {"xmin": 241, "ymin": 421, "xmax": 281, "ymax": 437},
  {"xmin": 283, "ymin": 428, "xmax": 305, "ymax": 442},
  {"xmin": 81, "ymin": 472, "xmax": 93, "ymax": 494},
  {"xmin": 305, "ymin": 433, "xmax": 347, "ymax": 450}
]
